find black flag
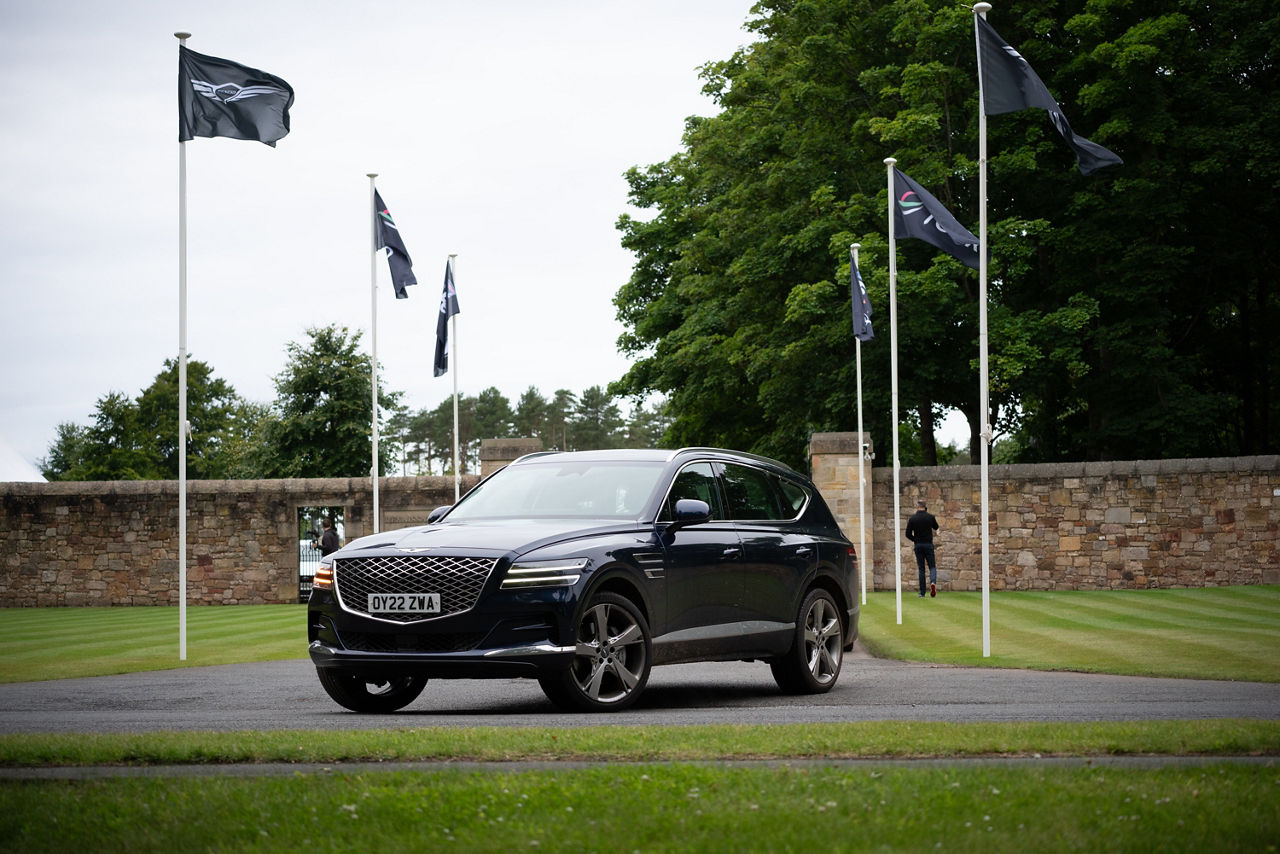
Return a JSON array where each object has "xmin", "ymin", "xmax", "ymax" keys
[
  {"xmin": 373, "ymin": 191, "xmax": 417, "ymax": 299},
  {"xmin": 850, "ymin": 250, "xmax": 873, "ymax": 342},
  {"xmin": 434, "ymin": 259, "xmax": 461, "ymax": 377},
  {"xmin": 892, "ymin": 168, "xmax": 980, "ymax": 270},
  {"xmin": 976, "ymin": 17, "xmax": 1122, "ymax": 175},
  {"xmin": 178, "ymin": 46, "xmax": 293, "ymax": 146}
]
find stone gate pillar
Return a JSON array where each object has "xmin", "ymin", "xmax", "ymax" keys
[
  {"xmin": 479, "ymin": 438, "xmax": 544, "ymax": 477},
  {"xmin": 810, "ymin": 432, "xmax": 875, "ymax": 591}
]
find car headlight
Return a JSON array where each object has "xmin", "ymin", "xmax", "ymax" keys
[
  {"xmin": 501, "ymin": 558, "xmax": 588, "ymax": 589},
  {"xmin": 314, "ymin": 558, "xmax": 334, "ymax": 589}
]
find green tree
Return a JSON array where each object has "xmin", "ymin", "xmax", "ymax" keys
[
  {"xmin": 514, "ymin": 386, "xmax": 550, "ymax": 444},
  {"xmin": 612, "ymin": 0, "xmax": 1279, "ymax": 466},
  {"xmin": 136, "ymin": 358, "xmax": 242, "ymax": 478},
  {"xmin": 570, "ymin": 386, "xmax": 625, "ymax": 450},
  {"xmin": 623, "ymin": 398, "xmax": 673, "ymax": 448},
  {"xmin": 40, "ymin": 358, "xmax": 246, "ymax": 480},
  {"xmin": 248, "ymin": 325, "xmax": 402, "ymax": 478}
]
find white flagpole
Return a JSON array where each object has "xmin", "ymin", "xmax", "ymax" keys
[
  {"xmin": 368, "ymin": 174, "xmax": 380, "ymax": 533},
  {"xmin": 852, "ymin": 243, "xmax": 868, "ymax": 607},
  {"xmin": 974, "ymin": 2, "xmax": 993, "ymax": 657},
  {"xmin": 885, "ymin": 158, "xmax": 902, "ymax": 625},
  {"xmin": 449, "ymin": 254, "xmax": 460, "ymax": 502},
  {"xmin": 175, "ymin": 31, "xmax": 191, "ymax": 661}
]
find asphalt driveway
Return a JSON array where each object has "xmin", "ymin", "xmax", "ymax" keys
[{"xmin": 2, "ymin": 645, "xmax": 1276, "ymax": 733}]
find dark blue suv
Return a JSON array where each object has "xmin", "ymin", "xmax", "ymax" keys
[{"xmin": 308, "ymin": 447, "xmax": 858, "ymax": 712}]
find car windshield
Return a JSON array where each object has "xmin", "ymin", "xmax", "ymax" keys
[{"xmin": 445, "ymin": 459, "xmax": 668, "ymax": 521}]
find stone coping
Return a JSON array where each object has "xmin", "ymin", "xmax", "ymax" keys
[
  {"xmin": 869, "ymin": 456, "xmax": 1280, "ymax": 481},
  {"xmin": 0, "ymin": 475, "xmax": 483, "ymax": 497}
]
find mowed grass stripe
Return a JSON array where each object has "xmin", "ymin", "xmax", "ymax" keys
[
  {"xmin": 990, "ymin": 618, "xmax": 1266, "ymax": 680},
  {"xmin": 0, "ymin": 605, "xmax": 308, "ymax": 683},
  {"xmin": 1053, "ymin": 589, "xmax": 1277, "ymax": 631},
  {"xmin": 859, "ymin": 588, "xmax": 1280, "ymax": 681}
]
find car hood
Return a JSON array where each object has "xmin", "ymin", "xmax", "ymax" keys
[{"xmin": 336, "ymin": 518, "xmax": 649, "ymax": 559}]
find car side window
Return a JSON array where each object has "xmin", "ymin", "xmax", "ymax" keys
[
  {"xmin": 660, "ymin": 462, "xmax": 725, "ymax": 521},
  {"xmin": 721, "ymin": 463, "xmax": 786, "ymax": 521},
  {"xmin": 775, "ymin": 477, "xmax": 809, "ymax": 517}
]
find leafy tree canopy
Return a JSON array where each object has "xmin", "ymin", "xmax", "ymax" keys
[
  {"xmin": 611, "ymin": 0, "xmax": 1279, "ymax": 467},
  {"xmin": 243, "ymin": 324, "xmax": 403, "ymax": 479}
]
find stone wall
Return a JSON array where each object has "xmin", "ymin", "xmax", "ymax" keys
[
  {"xmin": 0, "ymin": 476, "xmax": 480, "ymax": 607},
  {"xmin": 6, "ymin": 437, "xmax": 1278, "ymax": 607},
  {"xmin": 811, "ymin": 433, "xmax": 1280, "ymax": 592}
]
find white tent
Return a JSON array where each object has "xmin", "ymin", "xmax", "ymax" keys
[{"xmin": 0, "ymin": 435, "xmax": 45, "ymax": 482}]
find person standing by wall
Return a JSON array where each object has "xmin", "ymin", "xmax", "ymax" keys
[
  {"xmin": 319, "ymin": 516, "xmax": 341, "ymax": 556},
  {"xmin": 905, "ymin": 499, "xmax": 940, "ymax": 598}
]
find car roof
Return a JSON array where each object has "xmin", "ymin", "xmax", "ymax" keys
[{"xmin": 509, "ymin": 447, "xmax": 798, "ymax": 475}]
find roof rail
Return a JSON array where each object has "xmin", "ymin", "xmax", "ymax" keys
[{"xmin": 671, "ymin": 447, "xmax": 796, "ymax": 474}]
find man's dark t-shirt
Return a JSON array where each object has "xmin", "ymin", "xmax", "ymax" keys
[
  {"xmin": 905, "ymin": 510, "xmax": 939, "ymax": 544},
  {"xmin": 319, "ymin": 528, "xmax": 340, "ymax": 556}
]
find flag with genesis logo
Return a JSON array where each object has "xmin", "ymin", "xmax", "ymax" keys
[
  {"xmin": 373, "ymin": 191, "xmax": 417, "ymax": 299},
  {"xmin": 975, "ymin": 17, "xmax": 1122, "ymax": 176},
  {"xmin": 850, "ymin": 249, "xmax": 873, "ymax": 342},
  {"xmin": 178, "ymin": 46, "xmax": 294, "ymax": 146},
  {"xmin": 434, "ymin": 258, "xmax": 461, "ymax": 377},
  {"xmin": 892, "ymin": 168, "xmax": 981, "ymax": 270}
]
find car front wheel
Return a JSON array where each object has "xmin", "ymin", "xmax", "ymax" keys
[
  {"xmin": 540, "ymin": 591, "xmax": 652, "ymax": 712},
  {"xmin": 316, "ymin": 668, "xmax": 427, "ymax": 713},
  {"xmin": 770, "ymin": 588, "xmax": 844, "ymax": 694}
]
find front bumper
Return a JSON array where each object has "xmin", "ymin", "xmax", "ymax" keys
[{"xmin": 308, "ymin": 639, "xmax": 576, "ymax": 679}]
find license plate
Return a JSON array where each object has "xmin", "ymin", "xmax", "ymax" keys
[{"xmin": 367, "ymin": 593, "xmax": 441, "ymax": 613}]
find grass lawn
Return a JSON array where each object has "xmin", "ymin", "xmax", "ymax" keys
[
  {"xmin": 3, "ymin": 761, "xmax": 1276, "ymax": 853},
  {"xmin": 859, "ymin": 586, "xmax": 1280, "ymax": 682},
  {"xmin": 1, "ymin": 590, "xmax": 1277, "ymax": 852},
  {"xmin": 0, "ymin": 604, "xmax": 307, "ymax": 683}
]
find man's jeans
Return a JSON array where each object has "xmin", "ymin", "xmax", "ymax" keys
[{"xmin": 914, "ymin": 542, "xmax": 937, "ymax": 594}]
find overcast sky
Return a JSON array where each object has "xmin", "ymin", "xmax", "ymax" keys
[{"xmin": 0, "ymin": 0, "xmax": 764, "ymax": 473}]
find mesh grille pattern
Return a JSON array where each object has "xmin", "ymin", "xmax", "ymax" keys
[{"xmin": 334, "ymin": 555, "xmax": 496, "ymax": 623}]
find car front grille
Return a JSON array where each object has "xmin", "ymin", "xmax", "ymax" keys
[{"xmin": 334, "ymin": 554, "xmax": 496, "ymax": 623}]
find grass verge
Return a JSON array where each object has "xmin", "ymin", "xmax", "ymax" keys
[
  {"xmin": 1, "ymin": 720, "xmax": 1276, "ymax": 767},
  {"xmin": 2, "ymin": 762, "xmax": 1277, "ymax": 852}
]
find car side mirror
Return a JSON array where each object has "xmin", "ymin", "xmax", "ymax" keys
[
  {"xmin": 426, "ymin": 505, "xmax": 452, "ymax": 524},
  {"xmin": 669, "ymin": 498, "xmax": 711, "ymax": 530}
]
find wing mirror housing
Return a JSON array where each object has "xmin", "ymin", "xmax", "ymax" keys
[
  {"xmin": 426, "ymin": 505, "xmax": 452, "ymax": 524},
  {"xmin": 669, "ymin": 498, "xmax": 711, "ymax": 530}
]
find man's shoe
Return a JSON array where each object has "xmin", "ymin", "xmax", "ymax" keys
[
  {"xmin": 930, "ymin": 583, "xmax": 936, "ymax": 598},
  {"xmin": 918, "ymin": 592, "xmax": 925, "ymax": 598}
]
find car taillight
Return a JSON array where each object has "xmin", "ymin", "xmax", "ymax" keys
[{"xmin": 314, "ymin": 566, "xmax": 333, "ymax": 589}]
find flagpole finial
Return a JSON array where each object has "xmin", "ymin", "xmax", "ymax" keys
[
  {"xmin": 973, "ymin": 2, "xmax": 992, "ymax": 14},
  {"xmin": 851, "ymin": 243, "xmax": 860, "ymax": 250},
  {"xmin": 884, "ymin": 157, "xmax": 897, "ymax": 166},
  {"xmin": 367, "ymin": 173, "xmax": 377, "ymax": 179},
  {"xmin": 174, "ymin": 31, "xmax": 191, "ymax": 40}
]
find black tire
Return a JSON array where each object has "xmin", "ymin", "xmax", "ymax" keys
[
  {"xmin": 316, "ymin": 668, "xmax": 427, "ymax": 713},
  {"xmin": 770, "ymin": 588, "xmax": 844, "ymax": 694},
  {"xmin": 539, "ymin": 591, "xmax": 652, "ymax": 712}
]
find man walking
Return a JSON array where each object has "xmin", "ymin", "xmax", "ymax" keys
[{"xmin": 905, "ymin": 499, "xmax": 940, "ymax": 598}]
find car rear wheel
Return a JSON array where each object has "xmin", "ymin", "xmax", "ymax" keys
[
  {"xmin": 316, "ymin": 668, "xmax": 427, "ymax": 713},
  {"xmin": 540, "ymin": 592, "xmax": 652, "ymax": 712},
  {"xmin": 770, "ymin": 588, "xmax": 844, "ymax": 694}
]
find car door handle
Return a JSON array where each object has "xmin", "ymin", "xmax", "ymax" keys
[
  {"xmin": 722, "ymin": 546, "xmax": 742, "ymax": 559},
  {"xmin": 794, "ymin": 546, "xmax": 813, "ymax": 557}
]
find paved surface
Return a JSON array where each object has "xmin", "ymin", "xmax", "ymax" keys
[{"xmin": 2, "ymin": 646, "xmax": 1276, "ymax": 733}]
